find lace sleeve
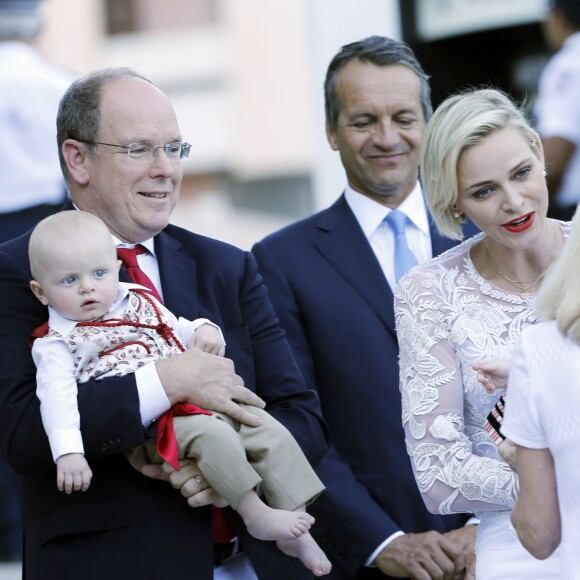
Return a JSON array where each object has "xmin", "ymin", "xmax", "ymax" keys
[{"xmin": 394, "ymin": 267, "xmax": 518, "ymax": 515}]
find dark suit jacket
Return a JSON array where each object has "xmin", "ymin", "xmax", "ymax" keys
[
  {"xmin": 0, "ymin": 211, "xmax": 327, "ymax": 579},
  {"xmin": 253, "ymin": 195, "xmax": 476, "ymax": 579}
]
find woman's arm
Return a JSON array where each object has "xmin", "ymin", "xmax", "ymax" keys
[
  {"xmin": 511, "ymin": 445, "xmax": 561, "ymax": 559},
  {"xmin": 394, "ymin": 267, "xmax": 517, "ymax": 515},
  {"xmin": 502, "ymin": 329, "xmax": 562, "ymax": 558}
]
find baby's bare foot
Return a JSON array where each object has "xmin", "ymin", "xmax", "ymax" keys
[
  {"xmin": 244, "ymin": 508, "xmax": 314, "ymax": 541},
  {"xmin": 277, "ymin": 533, "xmax": 332, "ymax": 576}
]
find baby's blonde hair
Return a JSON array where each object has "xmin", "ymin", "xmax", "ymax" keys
[{"xmin": 29, "ymin": 211, "xmax": 114, "ymax": 281}]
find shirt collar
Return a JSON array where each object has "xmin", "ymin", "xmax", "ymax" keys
[
  {"xmin": 113, "ymin": 235, "xmax": 156, "ymax": 256},
  {"xmin": 344, "ymin": 181, "xmax": 430, "ymax": 239},
  {"xmin": 47, "ymin": 282, "xmax": 144, "ymax": 336}
]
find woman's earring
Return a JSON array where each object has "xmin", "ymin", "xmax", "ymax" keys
[
  {"xmin": 543, "ymin": 170, "xmax": 547, "ymax": 177},
  {"xmin": 453, "ymin": 211, "xmax": 461, "ymax": 218}
]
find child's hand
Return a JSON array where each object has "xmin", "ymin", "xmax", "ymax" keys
[
  {"xmin": 56, "ymin": 453, "xmax": 93, "ymax": 493},
  {"xmin": 472, "ymin": 359, "xmax": 511, "ymax": 394},
  {"xmin": 190, "ymin": 323, "xmax": 225, "ymax": 356},
  {"xmin": 498, "ymin": 439, "xmax": 517, "ymax": 471}
]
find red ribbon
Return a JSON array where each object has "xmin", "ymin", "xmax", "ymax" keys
[
  {"xmin": 156, "ymin": 403, "xmax": 212, "ymax": 470},
  {"xmin": 29, "ymin": 321, "xmax": 49, "ymax": 346},
  {"xmin": 156, "ymin": 404, "xmax": 234, "ymax": 541}
]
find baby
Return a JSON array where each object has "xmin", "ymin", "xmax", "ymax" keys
[{"xmin": 28, "ymin": 210, "xmax": 331, "ymax": 576}]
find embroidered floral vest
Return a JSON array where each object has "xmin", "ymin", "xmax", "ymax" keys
[{"xmin": 48, "ymin": 290, "xmax": 185, "ymax": 383}]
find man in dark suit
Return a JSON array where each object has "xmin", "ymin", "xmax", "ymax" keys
[
  {"xmin": 252, "ymin": 36, "xmax": 478, "ymax": 579},
  {"xmin": 0, "ymin": 67, "xmax": 327, "ymax": 580}
]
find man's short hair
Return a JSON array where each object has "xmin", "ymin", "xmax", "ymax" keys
[{"xmin": 324, "ymin": 35, "xmax": 432, "ymax": 131}]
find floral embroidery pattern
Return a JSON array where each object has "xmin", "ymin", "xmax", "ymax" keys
[
  {"xmin": 394, "ymin": 224, "xmax": 569, "ymax": 516},
  {"xmin": 48, "ymin": 291, "xmax": 184, "ymax": 383}
]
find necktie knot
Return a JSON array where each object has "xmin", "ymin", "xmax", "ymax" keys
[
  {"xmin": 116, "ymin": 245, "xmax": 162, "ymax": 303},
  {"xmin": 384, "ymin": 210, "xmax": 418, "ymax": 283},
  {"xmin": 385, "ymin": 209, "xmax": 408, "ymax": 236},
  {"xmin": 116, "ymin": 245, "xmax": 146, "ymax": 269}
]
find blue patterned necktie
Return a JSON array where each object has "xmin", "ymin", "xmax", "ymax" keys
[{"xmin": 385, "ymin": 210, "xmax": 418, "ymax": 283}]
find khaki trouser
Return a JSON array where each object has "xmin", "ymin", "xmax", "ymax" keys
[{"xmin": 126, "ymin": 404, "xmax": 324, "ymax": 510}]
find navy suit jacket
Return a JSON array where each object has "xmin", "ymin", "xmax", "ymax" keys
[
  {"xmin": 0, "ymin": 210, "xmax": 327, "ymax": 579},
  {"xmin": 253, "ymin": 195, "xmax": 475, "ymax": 578}
]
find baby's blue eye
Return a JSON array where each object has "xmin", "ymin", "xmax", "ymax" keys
[
  {"xmin": 94, "ymin": 270, "xmax": 105, "ymax": 278},
  {"xmin": 63, "ymin": 276, "xmax": 76, "ymax": 285}
]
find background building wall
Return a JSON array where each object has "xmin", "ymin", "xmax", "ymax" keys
[{"xmin": 29, "ymin": 0, "xmax": 547, "ymax": 250}]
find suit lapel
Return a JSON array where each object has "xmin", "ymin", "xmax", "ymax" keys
[
  {"xmin": 315, "ymin": 196, "xmax": 397, "ymax": 336},
  {"xmin": 154, "ymin": 231, "xmax": 199, "ymax": 321}
]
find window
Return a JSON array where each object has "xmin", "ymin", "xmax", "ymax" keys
[{"xmin": 105, "ymin": 0, "xmax": 219, "ymax": 35}]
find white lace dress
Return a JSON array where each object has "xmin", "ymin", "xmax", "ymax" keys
[{"xmin": 394, "ymin": 221, "xmax": 569, "ymax": 578}]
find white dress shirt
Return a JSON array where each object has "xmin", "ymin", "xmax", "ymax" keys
[
  {"xmin": 114, "ymin": 237, "xmax": 173, "ymax": 427},
  {"xmin": 344, "ymin": 182, "xmax": 432, "ymax": 290},
  {"xmin": 343, "ymin": 182, "xmax": 431, "ymax": 564}
]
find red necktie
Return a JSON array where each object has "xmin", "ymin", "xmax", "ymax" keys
[
  {"xmin": 117, "ymin": 245, "xmax": 234, "ymax": 544},
  {"xmin": 116, "ymin": 245, "xmax": 163, "ymax": 303}
]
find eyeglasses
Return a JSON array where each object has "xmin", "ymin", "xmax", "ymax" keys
[{"xmin": 77, "ymin": 140, "xmax": 192, "ymax": 162}]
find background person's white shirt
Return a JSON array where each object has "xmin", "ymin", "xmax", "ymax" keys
[
  {"xmin": 0, "ymin": 42, "xmax": 73, "ymax": 212},
  {"xmin": 535, "ymin": 31, "xmax": 580, "ymax": 208}
]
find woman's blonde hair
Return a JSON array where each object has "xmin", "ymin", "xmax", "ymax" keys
[
  {"xmin": 420, "ymin": 88, "xmax": 543, "ymax": 240},
  {"xmin": 536, "ymin": 205, "xmax": 580, "ymax": 343}
]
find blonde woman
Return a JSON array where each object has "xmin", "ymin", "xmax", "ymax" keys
[
  {"xmin": 394, "ymin": 88, "xmax": 569, "ymax": 578},
  {"xmin": 503, "ymin": 205, "xmax": 580, "ymax": 578}
]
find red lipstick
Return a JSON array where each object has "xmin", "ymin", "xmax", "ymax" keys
[{"xmin": 501, "ymin": 212, "xmax": 535, "ymax": 233}]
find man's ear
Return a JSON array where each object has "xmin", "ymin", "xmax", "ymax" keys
[
  {"xmin": 30, "ymin": 280, "xmax": 49, "ymax": 306},
  {"xmin": 61, "ymin": 139, "xmax": 90, "ymax": 185},
  {"xmin": 326, "ymin": 122, "xmax": 339, "ymax": 151}
]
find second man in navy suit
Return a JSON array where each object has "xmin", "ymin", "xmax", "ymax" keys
[{"xmin": 253, "ymin": 36, "xmax": 478, "ymax": 579}]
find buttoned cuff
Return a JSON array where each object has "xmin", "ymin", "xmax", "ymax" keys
[
  {"xmin": 135, "ymin": 362, "xmax": 171, "ymax": 427},
  {"xmin": 366, "ymin": 531, "xmax": 405, "ymax": 567},
  {"xmin": 49, "ymin": 428, "xmax": 85, "ymax": 462}
]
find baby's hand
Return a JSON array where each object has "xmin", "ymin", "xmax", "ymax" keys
[
  {"xmin": 56, "ymin": 453, "xmax": 93, "ymax": 493},
  {"xmin": 473, "ymin": 359, "xmax": 511, "ymax": 394},
  {"xmin": 190, "ymin": 323, "xmax": 225, "ymax": 356}
]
